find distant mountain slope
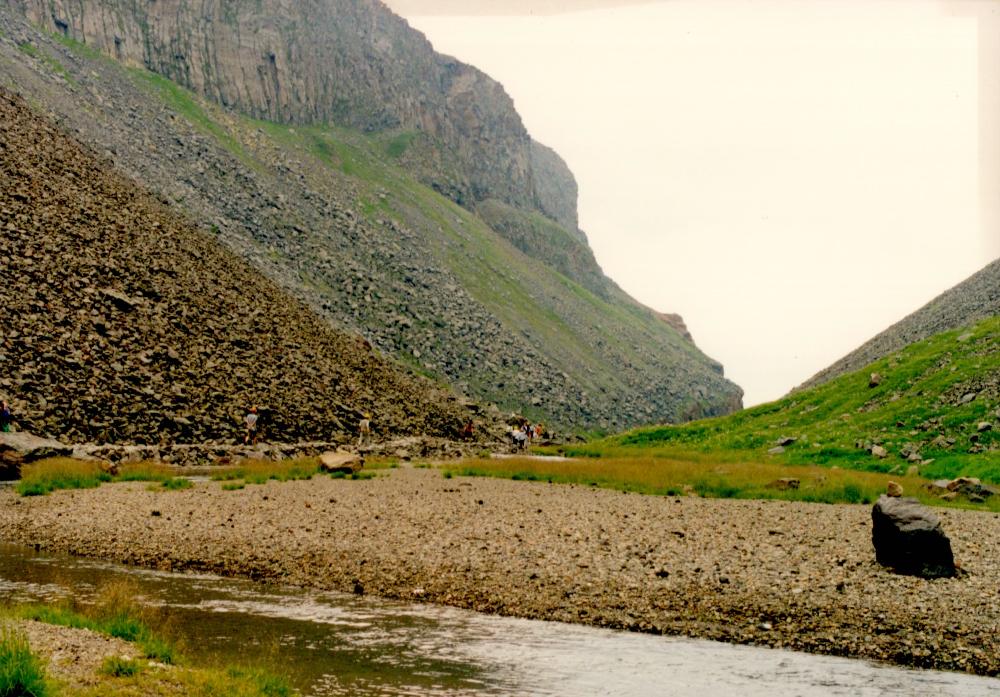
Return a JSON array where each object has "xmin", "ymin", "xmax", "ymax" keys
[
  {"xmin": 572, "ymin": 316, "xmax": 1000, "ymax": 486},
  {"xmin": 0, "ymin": 3, "xmax": 743, "ymax": 430},
  {"xmin": 0, "ymin": 89, "xmax": 473, "ymax": 445},
  {"xmin": 800, "ymin": 258, "xmax": 1000, "ymax": 390}
]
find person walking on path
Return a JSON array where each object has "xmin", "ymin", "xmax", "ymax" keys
[
  {"xmin": 244, "ymin": 406, "xmax": 260, "ymax": 445},
  {"xmin": 0, "ymin": 401, "xmax": 13, "ymax": 433},
  {"xmin": 358, "ymin": 413, "xmax": 372, "ymax": 447}
]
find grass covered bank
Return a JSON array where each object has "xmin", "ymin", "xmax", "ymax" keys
[
  {"xmin": 559, "ymin": 319, "xmax": 1000, "ymax": 478},
  {"xmin": 14, "ymin": 455, "xmax": 389, "ymax": 498},
  {"xmin": 2, "ymin": 582, "xmax": 295, "ymax": 696},
  {"xmin": 445, "ymin": 455, "xmax": 1000, "ymax": 511},
  {"xmin": 504, "ymin": 318, "xmax": 1000, "ymax": 509}
]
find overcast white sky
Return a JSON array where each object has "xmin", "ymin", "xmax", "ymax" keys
[{"xmin": 386, "ymin": 0, "xmax": 998, "ymax": 406}]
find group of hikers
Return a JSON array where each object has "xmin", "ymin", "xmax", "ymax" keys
[
  {"xmin": 508, "ymin": 417, "xmax": 544, "ymax": 450},
  {"xmin": 242, "ymin": 406, "xmax": 375, "ymax": 447}
]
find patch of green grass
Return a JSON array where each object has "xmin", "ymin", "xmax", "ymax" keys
[
  {"xmin": 14, "ymin": 582, "xmax": 177, "ymax": 665},
  {"xmin": 384, "ymin": 131, "xmax": 418, "ymax": 159},
  {"xmin": 158, "ymin": 477, "xmax": 193, "ymax": 491},
  {"xmin": 0, "ymin": 625, "xmax": 50, "ymax": 697},
  {"xmin": 16, "ymin": 458, "xmax": 112, "ymax": 496},
  {"xmin": 224, "ymin": 667, "xmax": 295, "ymax": 697},
  {"xmin": 17, "ymin": 40, "xmax": 75, "ymax": 84},
  {"xmin": 444, "ymin": 455, "xmax": 999, "ymax": 510},
  {"xmin": 16, "ymin": 459, "xmax": 188, "ymax": 497},
  {"xmin": 99, "ymin": 656, "xmax": 145, "ymax": 678},
  {"xmin": 5, "ymin": 588, "xmax": 297, "ymax": 696},
  {"xmin": 221, "ymin": 482, "xmax": 246, "ymax": 491},
  {"xmin": 211, "ymin": 458, "xmax": 319, "ymax": 485},
  {"xmin": 128, "ymin": 68, "xmax": 250, "ymax": 165}
]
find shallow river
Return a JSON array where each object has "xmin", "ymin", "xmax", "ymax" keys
[{"xmin": 0, "ymin": 544, "xmax": 997, "ymax": 696}]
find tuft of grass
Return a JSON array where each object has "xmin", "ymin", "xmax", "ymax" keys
[
  {"xmin": 16, "ymin": 458, "xmax": 111, "ymax": 496},
  {"xmin": 384, "ymin": 131, "xmax": 418, "ymax": 159},
  {"xmin": 16, "ymin": 459, "xmax": 191, "ymax": 497},
  {"xmin": 0, "ymin": 625, "xmax": 50, "ymax": 697},
  {"xmin": 15, "ymin": 582, "xmax": 177, "ymax": 665},
  {"xmin": 222, "ymin": 482, "xmax": 246, "ymax": 491},
  {"xmin": 225, "ymin": 666, "xmax": 295, "ymax": 697},
  {"xmin": 116, "ymin": 461, "xmax": 175, "ymax": 483},
  {"xmin": 158, "ymin": 477, "xmax": 193, "ymax": 491},
  {"xmin": 211, "ymin": 458, "xmax": 319, "ymax": 485},
  {"xmin": 99, "ymin": 656, "xmax": 145, "ymax": 678}
]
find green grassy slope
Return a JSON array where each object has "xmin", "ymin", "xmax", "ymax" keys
[{"xmin": 565, "ymin": 317, "xmax": 1000, "ymax": 484}]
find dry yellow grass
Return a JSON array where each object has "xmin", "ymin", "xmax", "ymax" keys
[{"xmin": 447, "ymin": 455, "xmax": 969, "ymax": 507}]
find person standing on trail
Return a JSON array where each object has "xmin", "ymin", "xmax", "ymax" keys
[
  {"xmin": 244, "ymin": 406, "xmax": 259, "ymax": 445},
  {"xmin": 461, "ymin": 420, "xmax": 475, "ymax": 441},
  {"xmin": 358, "ymin": 413, "xmax": 372, "ymax": 447},
  {"xmin": 0, "ymin": 401, "xmax": 13, "ymax": 433}
]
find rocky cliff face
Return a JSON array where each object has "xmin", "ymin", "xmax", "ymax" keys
[{"xmin": 9, "ymin": 0, "xmax": 567, "ymax": 225}]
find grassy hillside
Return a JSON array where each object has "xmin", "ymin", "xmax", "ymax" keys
[{"xmin": 565, "ymin": 316, "xmax": 1000, "ymax": 485}]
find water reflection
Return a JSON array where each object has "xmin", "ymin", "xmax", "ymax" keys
[{"xmin": 1, "ymin": 544, "xmax": 997, "ymax": 696}]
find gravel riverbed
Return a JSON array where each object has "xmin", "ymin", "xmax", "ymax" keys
[{"xmin": 1, "ymin": 468, "xmax": 998, "ymax": 677}]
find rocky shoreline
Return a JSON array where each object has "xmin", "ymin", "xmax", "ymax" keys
[{"xmin": 1, "ymin": 467, "xmax": 998, "ymax": 678}]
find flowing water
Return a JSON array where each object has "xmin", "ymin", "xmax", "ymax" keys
[{"xmin": 0, "ymin": 543, "xmax": 997, "ymax": 696}]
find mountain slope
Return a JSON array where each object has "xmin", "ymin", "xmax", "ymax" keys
[
  {"xmin": 800, "ymin": 258, "xmax": 1000, "ymax": 390},
  {"xmin": 0, "ymin": 3, "xmax": 743, "ymax": 430},
  {"xmin": 0, "ymin": 88, "xmax": 474, "ymax": 445},
  {"xmin": 570, "ymin": 316, "xmax": 1000, "ymax": 485}
]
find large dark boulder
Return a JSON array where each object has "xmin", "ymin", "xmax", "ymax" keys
[
  {"xmin": 871, "ymin": 496, "xmax": 956, "ymax": 579},
  {"xmin": 0, "ymin": 431, "xmax": 73, "ymax": 480}
]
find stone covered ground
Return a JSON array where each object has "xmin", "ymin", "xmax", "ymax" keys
[
  {"xmin": 1, "ymin": 468, "xmax": 998, "ymax": 678},
  {"xmin": 0, "ymin": 87, "xmax": 483, "ymax": 446}
]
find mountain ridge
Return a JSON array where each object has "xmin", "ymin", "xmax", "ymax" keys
[{"xmin": 799, "ymin": 258, "xmax": 1000, "ymax": 391}]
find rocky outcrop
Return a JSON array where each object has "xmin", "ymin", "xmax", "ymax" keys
[
  {"xmin": 0, "ymin": 431, "xmax": 72, "ymax": 479},
  {"xmin": 655, "ymin": 312, "xmax": 694, "ymax": 343},
  {"xmin": 529, "ymin": 141, "xmax": 580, "ymax": 235},
  {"xmin": 871, "ymin": 496, "xmax": 956, "ymax": 579},
  {"xmin": 7, "ymin": 0, "xmax": 568, "ymax": 225},
  {"xmin": 475, "ymin": 198, "xmax": 609, "ymax": 298},
  {"xmin": 0, "ymin": 89, "xmax": 482, "ymax": 445},
  {"xmin": 800, "ymin": 258, "xmax": 1000, "ymax": 390}
]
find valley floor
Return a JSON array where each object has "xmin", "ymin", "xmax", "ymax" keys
[{"xmin": 1, "ymin": 468, "xmax": 998, "ymax": 677}]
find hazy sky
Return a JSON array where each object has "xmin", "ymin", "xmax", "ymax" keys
[{"xmin": 385, "ymin": 0, "xmax": 997, "ymax": 406}]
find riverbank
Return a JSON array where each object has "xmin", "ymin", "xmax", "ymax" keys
[{"xmin": 1, "ymin": 467, "xmax": 998, "ymax": 677}]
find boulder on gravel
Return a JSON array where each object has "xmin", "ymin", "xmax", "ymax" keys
[
  {"xmin": 319, "ymin": 450, "xmax": 364, "ymax": 474},
  {"xmin": 872, "ymin": 496, "xmax": 955, "ymax": 579},
  {"xmin": 0, "ymin": 431, "xmax": 73, "ymax": 480}
]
